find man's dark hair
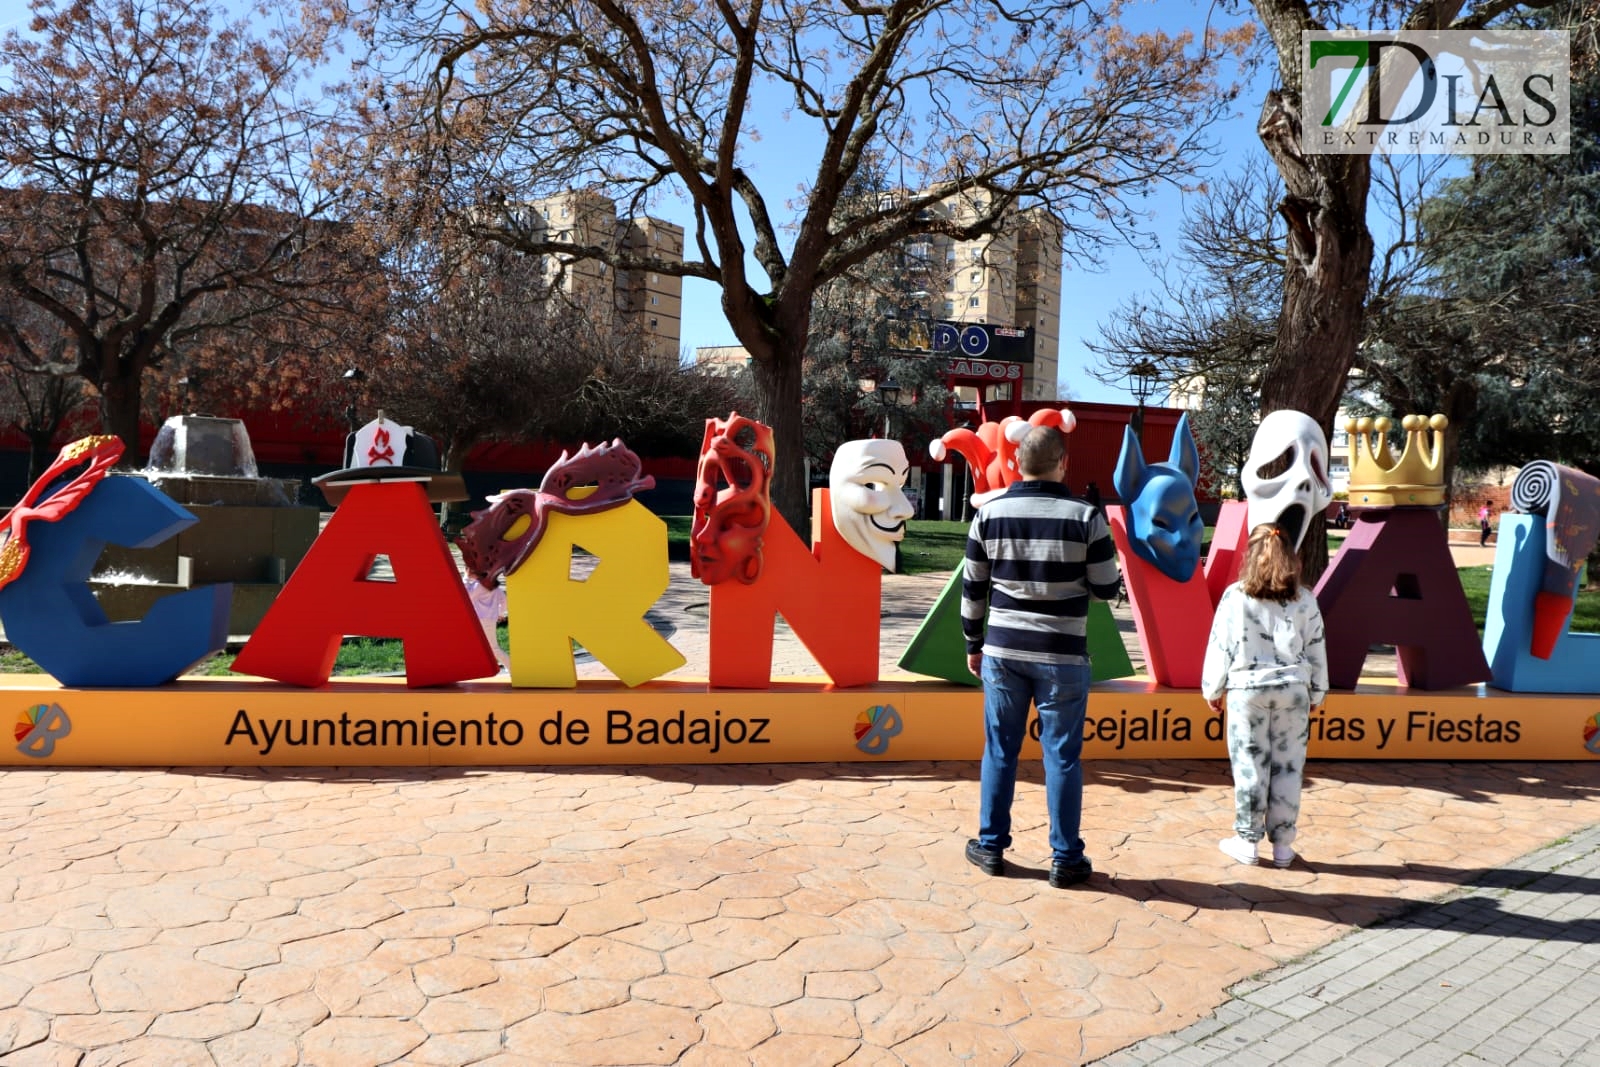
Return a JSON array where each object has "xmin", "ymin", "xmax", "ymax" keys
[{"xmin": 1017, "ymin": 425, "xmax": 1066, "ymax": 477}]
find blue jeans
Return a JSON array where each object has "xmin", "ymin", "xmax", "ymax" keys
[{"xmin": 978, "ymin": 656, "xmax": 1091, "ymax": 863}]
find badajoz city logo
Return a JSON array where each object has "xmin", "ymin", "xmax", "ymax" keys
[
  {"xmin": 1302, "ymin": 30, "xmax": 1570, "ymax": 155},
  {"xmin": 854, "ymin": 704, "xmax": 903, "ymax": 755},
  {"xmin": 15, "ymin": 702, "xmax": 70, "ymax": 758}
]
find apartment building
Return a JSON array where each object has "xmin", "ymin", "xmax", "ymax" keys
[
  {"xmin": 872, "ymin": 190, "xmax": 1064, "ymax": 403},
  {"xmin": 935, "ymin": 195, "xmax": 1063, "ymax": 402},
  {"xmin": 520, "ymin": 192, "xmax": 685, "ymax": 363}
]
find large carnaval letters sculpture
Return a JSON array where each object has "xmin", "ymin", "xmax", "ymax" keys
[
  {"xmin": 456, "ymin": 440, "xmax": 682, "ymax": 688},
  {"xmin": 0, "ymin": 437, "xmax": 231, "ymax": 686},
  {"xmin": 696, "ymin": 417, "xmax": 901, "ymax": 688},
  {"xmin": 1483, "ymin": 460, "xmax": 1600, "ymax": 692},
  {"xmin": 1, "ymin": 406, "xmax": 1595, "ymax": 713},
  {"xmin": 1313, "ymin": 415, "xmax": 1490, "ymax": 690},
  {"xmin": 1105, "ymin": 412, "xmax": 1262, "ymax": 688}
]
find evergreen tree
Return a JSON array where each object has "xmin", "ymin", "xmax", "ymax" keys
[{"xmin": 1361, "ymin": 1, "xmax": 1600, "ymax": 475}]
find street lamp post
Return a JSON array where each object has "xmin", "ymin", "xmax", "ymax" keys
[
  {"xmin": 878, "ymin": 376, "xmax": 901, "ymax": 439},
  {"xmin": 342, "ymin": 367, "xmax": 366, "ymax": 436},
  {"xmin": 877, "ymin": 376, "xmax": 905, "ymax": 565},
  {"xmin": 1128, "ymin": 361, "xmax": 1158, "ymax": 442}
]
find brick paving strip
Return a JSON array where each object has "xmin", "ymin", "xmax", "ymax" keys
[
  {"xmin": 0, "ymin": 559, "xmax": 1595, "ymax": 1065},
  {"xmin": 1095, "ymin": 819, "xmax": 1600, "ymax": 1067}
]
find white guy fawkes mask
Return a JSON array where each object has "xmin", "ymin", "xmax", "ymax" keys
[
  {"xmin": 830, "ymin": 439, "xmax": 916, "ymax": 572},
  {"xmin": 1242, "ymin": 410, "xmax": 1333, "ymax": 551}
]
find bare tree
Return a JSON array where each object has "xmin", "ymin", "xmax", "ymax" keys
[
  {"xmin": 1090, "ymin": 159, "xmax": 1284, "ymax": 493},
  {"xmin": 335, "ymin": 0, "xmax": 1253, "ymax": 528},
  {"xmin": 0, "ymin": 297, "xmax": 96, "ymax": 484},
  {"xmin": 0, "ymin": 0, "xmax": 359, "ymax": 459},
  {"xmin": 371, "ymin": 239, "xmax": 743, "ymax": 525}
]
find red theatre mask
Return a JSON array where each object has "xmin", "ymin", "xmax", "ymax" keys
[
  {"xmin": 458, "ymin": 439, "xmax": 654, "ymax": 585},
  {"xmin": 690, "ymin": 413, "xmax": 774, "ymax": 586}
]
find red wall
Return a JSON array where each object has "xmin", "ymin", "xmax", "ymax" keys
[{"xmin": 1030, "ymin": 401, "xmax": 1197, "ymax": 503}]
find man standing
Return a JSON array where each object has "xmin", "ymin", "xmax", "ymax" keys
[{"xmin": 962, "ymin": 426, "xmax": 1121, "ymax": 888}]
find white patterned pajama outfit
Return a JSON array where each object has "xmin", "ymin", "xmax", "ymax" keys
[{"xmin": 1201, "ymin": 585, "xmax": 1328, "ymax": 846}]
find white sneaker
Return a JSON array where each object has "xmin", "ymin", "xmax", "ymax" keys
[
  {"xmin": 1272, "ymin": 844, "xmax": 1296, "ymax": 868},
  {"xmin": 1218, "ymin": 836, "xmax": 1259, "ymax": 865}
]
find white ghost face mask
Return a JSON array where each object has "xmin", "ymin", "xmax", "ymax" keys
[
  {"xmin": 1242, "ymin": 410, "xmax": 1332, "ymax": 551},
  {"xmin": 830, "ymin": 439, "xmax": 916, "ymax": 572}
]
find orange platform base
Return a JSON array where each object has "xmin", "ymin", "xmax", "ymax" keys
[{"xmin": 4, "ymin": 674, "xmax": 1597, "ymax": 766}]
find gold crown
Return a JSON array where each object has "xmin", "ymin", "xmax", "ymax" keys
[{"xmin": 1346, "ymin": 414, "xmax": 1448, "ymax": 507}]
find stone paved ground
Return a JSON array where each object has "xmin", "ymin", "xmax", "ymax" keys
[{"xmin": 1, "ymin": 759, "xmax": 1596, "ymax": 1066}]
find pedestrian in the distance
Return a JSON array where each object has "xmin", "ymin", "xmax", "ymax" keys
[
  {"xmin": 1201, "ymin": 523, "xmax": 1328, "ymax": 869},
  {"xmin": 962, "ymin": 426, "xmax": 1121, "ymax": 889},
  {"xmin": 463, "ymin": 571, "xmax": 511, "ymax": 675},
  {"xmin": 1478, "ymin": 499, "xmax": 1493, "ymax": 547}
]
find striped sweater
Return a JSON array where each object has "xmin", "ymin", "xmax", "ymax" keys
[{"xmin": 961, "ymin": 480, "xmax": 1122, "ymax": 665}]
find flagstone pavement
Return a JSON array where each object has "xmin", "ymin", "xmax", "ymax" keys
[{"xmin": 1, "ymin": 551, "xmax": 1596, "ymax": 1066}]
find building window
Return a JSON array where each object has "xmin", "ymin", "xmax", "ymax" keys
[
  {"xmin": 651, "ymin": 295, "xmax": 659, "ymax": 305},
  {"xmin": 970, "ymin": 269, "xmax": 981, "ymax": 283},
  {"xmin": 968, "ymin": 297, "xmax": 980, "ymax": 308},
  {"xmin": 942, "ymin": 301, "xmax": 954, "ymax": 317}
]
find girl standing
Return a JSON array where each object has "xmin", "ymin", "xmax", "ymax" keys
[{"xmin": 1201, "ymin": 523, "xmax": 1329, "ymax": 868}]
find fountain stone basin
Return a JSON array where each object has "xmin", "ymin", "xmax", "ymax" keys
[{"xmin": 89, "ymin": 415, "xmax": 320, "ymax": 637}]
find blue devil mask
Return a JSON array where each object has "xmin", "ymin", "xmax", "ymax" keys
[{"xmin": 1113, "ymin": 411, "xmax": 1204, "ymax": 582}]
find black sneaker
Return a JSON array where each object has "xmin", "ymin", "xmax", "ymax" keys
[
  {"xmin": 965, "ymin": 838, "xmax": 1004, "ymax": 876},
  {"xmin": 1049, "ymin": 857, "xmax": 1093, "ymax": 889}
]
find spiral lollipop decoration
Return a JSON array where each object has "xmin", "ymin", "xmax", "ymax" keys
[
  {"xmin": 1510, "ymin": 461, "xmax": 1560, "ymax": 517},
  {"xmin": 1508, "ymin": 460, "xmax": 1600, "ymax": 659}
]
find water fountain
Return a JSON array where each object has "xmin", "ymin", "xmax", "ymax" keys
[{"xmin": 91, "ymin": 415, "xmax": 321, "ymax": 635}]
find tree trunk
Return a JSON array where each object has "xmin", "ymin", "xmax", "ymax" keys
[
  {"xmin": 1248, "ymin": 0, "xmax": 1471, "ymax": 580},
  {"xmin": 750, "ymin": 347, "xmax": 808, "ymax": 536},
  {"xmin": 438, "ymin": 434, "xmax": 473, "ymax": 533},
  {"xmin": 25, "ymin": 430, "xmax": 55, "ymax": 485},
  {"xmin": 1257, "ymin": 89, "xmax": 1375, "ymax": 583},
  {"xmin": 1438, "ymin": 377, "xmax": 1479, "ymax": 521},
  {"xmin": 98, "ymin": 370, "xmax": 144, "ymax": 466}
]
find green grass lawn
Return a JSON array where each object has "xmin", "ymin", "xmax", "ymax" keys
[
  {"xmin": 661, "ymin": 514, "xmax": 692, "ymax": 552},
  {"xmin": 0, "ymin": 626, "xmax": 512, "ymax": 679},
  {"xmin": 899, "ymin": 519, "xmax": 969, "ymax": 574}
]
